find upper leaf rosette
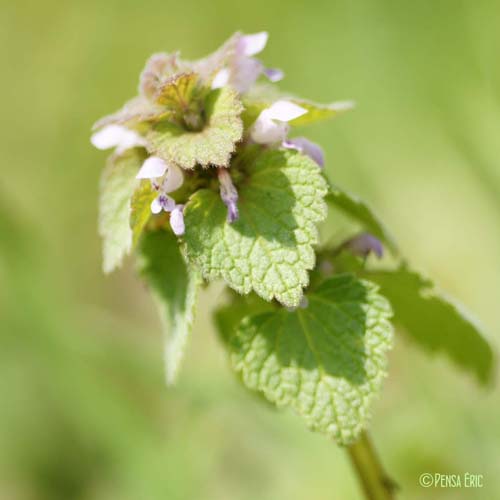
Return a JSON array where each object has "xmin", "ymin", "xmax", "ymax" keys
[{"xmin": 92, "ymin": 32, "xmax": 347, "ymax": 255}]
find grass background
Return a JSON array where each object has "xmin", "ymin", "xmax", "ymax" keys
[{"xmin": 1, "ymin": 0, "xmax": 499, "ymax": 498}]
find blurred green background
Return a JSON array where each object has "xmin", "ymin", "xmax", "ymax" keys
[{"xmin": 1, "ymin": 0, "xmax": 499, "ymax": 498}]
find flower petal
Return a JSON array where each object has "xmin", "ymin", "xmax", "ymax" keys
[
  {"xmin": 344, "ymin": 233, "xmax": 384, "ymax": 259},
  {"xmin": 211, "ymin": 68, "xmax": 231, "ymax": 89},
  {"xmin": 232, "ymin": 57, "xmax": 263, "ymax": 93},
  {"xmin": 170, "ymin": 205, "xmax": 185, "ymax": 235},
  {"xmin": 250, "ymin": 112, "xmax": 289, "ymax": 144},
  {"xmin": 151, "ymin": 193, "xmax": 175, "ymax": 214},
  {"xmin": 265, "ymin": 100, "xmax": 308, "ymax": 122},
  {"xmin": 151, "ymin": 197, "xmax": 163, "ymax": 214},
  {"xmin": 162, "ymin": 164, "xmax": 184, "ymax": 192},
  {"xmin": 159, "ymin": 194, "xmax": 176, "ymax": 212},
  {"xmin": 218, "ymin": 169, "xmax": 239, "ymax": 223},
  {"xmin": 240, "ymin": 32, "xmax": 268, "ymax": 56},
  {"xmin": 263, "ymin": 67, "xmax": 284, "ymax": 82},
  {"xmin": 91, "ymin": 125, "xmax": 145, "ymax": 151},
  {"xmin": 136, "ymin": 156, "xmax": 168, "ymax": 179},
  {"xmin": 283, "ymin": 137, "xmax": 325, "ymax": 167}
]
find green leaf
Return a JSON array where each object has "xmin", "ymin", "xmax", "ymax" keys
[
  {"xmin": 367, "ymin": 266, "xmax": 494, "ymax": 385},
  {"xmin": 147, "ymin": 87, "xmax": 243, "ymax": 169},
  {"xmin": 184, "ymin": 148, "xmax": 328, "ymax": 307},
  {"xmin": 130, "ymin": 180, "xmax": 157, "ymax": 247},
  {"xmin": 155, "ymin": 72, "xmax": 200, "ymax": 109},
  {"xmin": 288, "ymin": 99, "xmax": 355, "ymax": 127},
  {"xmin": 98, "ymin": 149, "xmax": 145, "ymax": 273},
  {"xmin": 93, "ymin": 96, "xmax": 167, "ymax": 131},
  {"xmin": 326, "ymin": 184, "xmax": 398, "ymax": 254},
  {"xmin": 229, "ymin": 274, "xmax": 393, "ymax": 445},
  {"xmin": 138, "ymin": 229, "xmax": 201, "ymax": 385},
  {"xmin": 242, "ymin": 84, "xmax": 354, "ymax": 128},
  {"xmin": 215, "ymin": 292, "xmax": 275, "ymax": 345}
]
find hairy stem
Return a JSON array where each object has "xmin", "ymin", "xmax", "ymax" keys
[{"xmin": 347, "ymin": 431, "xmax": 397, "ymax": 500}]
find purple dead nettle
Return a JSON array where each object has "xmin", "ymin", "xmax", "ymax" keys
[
  {"xmin": 91, "ymin": 125, "xmax": 147, "ymax": 154},
  {"xmin": 169, "ymin": 204, "xmax": 185, "ymax": 236},
  {"xmin": 250, "ymin": 100, "xmax": 307, "ymax": 144},
  {"xmin": 211, "ymin": 32, "xmax": 283, "ymax": 93},
  {"xmin": 283, "ymin": 137, "xmax": 325, "ymax": 168},
  {"xmin": 218, "ymin": 168, "xmax": 239, "ymax": 223},
  {"xmin": 136, "ymin": 156, "xmax": 186, "ymax": 236},
  {"xmin": 250, "ymin": 100, "xmax": 324, "ymax": 167},
  {"xmin": 344, "ymin": 233, "xmax": 384, "ymax": 259}
]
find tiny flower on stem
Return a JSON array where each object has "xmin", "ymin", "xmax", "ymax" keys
[
  {"xmin": 212, "ymin": 32, "xmax": 284, "ymax": 93},
  {"xmin": 169, "ymin": 204, "xmax": 185, "ymax": 236},
  {"xmin": 136, "ymin": 156, "xmax": 184, "ymax": 215},
  {"xmin": 250, "ymin": 100, "xmax": 308, "ymax": 145},
  {"xmin": 283, "ymin": 137, "xmax": 325, "ymax": 167},
  {"xmin": 263, "ymin": 67, "xmax": 284, "ymax": 82},
  {"xmin": 91, "ymin": 125, "xmax": 146, "ymax": 154},
  {"xmin": 218, "ymin": 168, "xmax": 239, "ymax": 223},
  {"xmin": 344, "ymin": 233, "xmax": 384, "ymax": 259}
]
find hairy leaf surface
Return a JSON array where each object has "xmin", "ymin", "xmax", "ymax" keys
[
  {"xmin": 229, "ymin": 274, "xmax": 393, "ymax": 445},
  {"xmin": 148, "ymin": 87, "xmax": 243, "ymax": 169},
  {"xmin": 99, "ymin": 149, "xmax": 145, "ymax": 273},
  {"xmin": 155, "ymin": 72, "xmax": 200, "ymax": 109},
  {"xmin": 184, "ymin": 149, "xmax": 328, "ymax": 307},
  {"xmin": 130, "ymin": 180, "xmax": 157, "ymax": 247},
  {"xmin": 367, "ymin": 267, "xmax": 494, "ymax": 385},
  {"xmin": 138, "ymin": 230, "xmax": 201, "ymax": 385},
  {"xmin": 243, "ymin": 84, "xmax": 353, "ymax": 128}
]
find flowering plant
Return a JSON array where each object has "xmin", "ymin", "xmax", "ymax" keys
[{"xmin": 92, "ymin": 32, "xmax": 493, "ymax": 497}]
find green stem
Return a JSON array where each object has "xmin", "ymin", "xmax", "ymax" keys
[{"xmin": 346, "ymin": 431, "xmax": 397, "ymax": 500}]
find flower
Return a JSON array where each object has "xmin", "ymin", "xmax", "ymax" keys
[
  {"xmin": 263, "ymin": 67, "xmax": 284, "ymax": 82},
  {"xmin": 343, "ymin": 233, "xmax": 383, "ymax": 259},
  {"xmin": 169, "ymin": 204, "xmax": 185, "ymax": 236},
  {"xmin": 283, "ymin": 137, "xmax": 325, "ymax": 167},
  {"xmin": 91, "ymin": 125, "xmax": 147, "ymax": 154},
  {"xmin": 250, "ymin": 100, "xmax": 307, "ymax": 145},
  {"xmin": 218, "ymin": 168, "xmax": 239, "ymax": 223},
  {"xmin": 211, "ymin": 32, "xmax": 284, "ymax": 93},
  {"xmin": 139, "ymin": 52, "xmax": 180, "ymax": 99},
  {"xmin": 150, "ymin": 194, "xmax": 176, "ymax": 214},
  {"xmin": 136, "ymin": 156, "xmax": 184, "ymax": 217}
]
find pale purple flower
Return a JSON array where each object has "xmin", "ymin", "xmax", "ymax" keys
[
  {"xmin": 240, "ymin": 32, "xmax": 269, "ymax": 56},
  {"xmin": 344, "ymin": 233, "xmax": 384, "ymax": 259},
  {"xmin": 136, "ymin": 156, "xmax": 184, "ymax": 215},
  {"xmin": 211, "ymin": 68, "xmax": 231, "ymax": 88},
  {"xmin": 151, "ymin": 193, "xmax": 176, "ymax": 214},
  {"xmin": 263, "ymin": 67, "xmax": 284, "ymax": 82},
  {"xmin": 218, "ymin": 168, "xmax": 239, "ymax": 223},
  {"xmin": 169, "ymin": 204, "xmax": 185, "ymax": 236},
  {"xmin": 211, "ymin": 32, "xmax": 284, "ymax": 93},
  {"xmin": 139, "ymin": 52, "xmax": 179, "ymax": 99},
  {"xmin": 90, "ymin": 125, "xmax": 146, "ymax": 154},
  {"xmin": 136, "ymin": 156, "xmax": 168, "ymax": 179},
  {"xmin": 283, "ymin": 137, "xmax": 325, "ymax": 167},
  {"xmin": 250, "ymin": 100, "xmax": 308, "ymax": 145}
]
